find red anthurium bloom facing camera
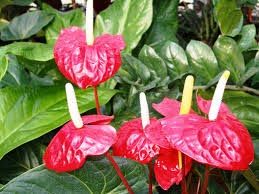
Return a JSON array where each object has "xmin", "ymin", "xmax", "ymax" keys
[
  {"xmin": 54, "ymin": 26, "xmax": 125, "ymax": 89},
  {"xmin": 113, "ymin": 95, "xmax": 192, "ymax": 190},
  {"xmin": 159, "ymin": 96, "xmax": 254, "ymax": 170},
  {"xmin": 44, "ymin": 115, "xmax": 117, "ymax": 172}
]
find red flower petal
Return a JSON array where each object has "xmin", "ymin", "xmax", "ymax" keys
[
  {"xmin": 54, "ymin": 27, "xmax": 125, "ymax": 88},
  {"xmin": 154, "ymin": 148, "xmax": 192, "ymax": 190},
  {"xmin": 196, "ymin": 96, "xmax": 230, "ymax": 115},
  {"xmin": 82, "ymin": 114, "xmax": 114, "ymax": 125},
  {"xmin": 143, "ymin": 119, "xmax": 171, "ymax": 149},
  {"xmin": 160, "ymin": 114, "xmax": 254, "ymax": 170},
  {"xmin": 152, "ymin": 98, "xmax": 181, "ymax": 117},
  {"xmin": 112, "ymin": 118, "xmax": 160, "ymax": 164},
  {"xmin": 43, "ymin": 117, "xmax": 117, "ymax": 172}
]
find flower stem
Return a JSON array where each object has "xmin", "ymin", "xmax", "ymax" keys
[
  {"xmin": 93, "ymin": 86, "xmax": 101, "ymax": 115},
  {"xmin": 93, "ymin": 86, "xmax": 134, "ymax": 194},
  {"xmin": 148, "ymin": 162, "xmax": 153, "ymax": 194},
  {"xmin": 181, "ymin": 155, "xmax": 188, "ymax": 194},
  {"xmin": 201, "ymin": 165, "xmax": 210, "ymax": 194},
  {"xmin": 105, "ymin": 152, "xmax": 134, "ymax": 194}
]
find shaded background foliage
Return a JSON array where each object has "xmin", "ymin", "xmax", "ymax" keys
[{"xmin": 0, "ymin": 0, "xmax": 258, "ymax": 193}]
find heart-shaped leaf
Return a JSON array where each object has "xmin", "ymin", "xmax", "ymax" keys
[{"xmin": 0, "ymin": 86, "xmax": 116, "ymax": 159}]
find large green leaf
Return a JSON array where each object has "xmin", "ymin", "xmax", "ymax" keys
[
  {"xmin": 214, "ymin": 0, "xmax": 243, "ymax": 37},
  {"xmin": 95, "ymin": 0, "xmax": 153, "ymax": 53},
  {"xmin": 213, "ymin": 36, "xmax": 245, "ymax": 84},
  {"xmin": 43, "ymin": 4, "xmax": 85, "ymax": 45},
  {"xmin": 160, "ymin": 41, "xmax": 189, "ymax": 81},
  {"xmin": 186, "ymin": 40, "xmax": 219, "ymax": 84},
  {"xmin": 0, "ymin": 56, "xmax": 8, "ymax": 81},
  {"xmin": 0, "ymin": 157, "xmax": 148, "ymax": 194},
  {"xmin": 143, "ymin": 0, "xmax": 179, "ymax": 50},
  {"xmin": 0, "ymin": 42, "xmax": 53, "ymax": 61},
  {"xmin": 0, "ymin": 11, "xmax": 54, "ymax": 41},
  {"xmin": 139, "ymin": 45, "xmax": 168, "ymax": 84},
  {"xmin": 223, "ymin": 91, "xmax": 259, "ymax": 136},
  {"xmin": 0, "ymin": 142, "xmax": 45, "ymax": 184},
  {"xmin": 238, "ymin": 24, "xmax": 257, "ymax": 52},
  {"xmin": 0, "ymin": 86, "xmax": 116, "ymax": 159}
]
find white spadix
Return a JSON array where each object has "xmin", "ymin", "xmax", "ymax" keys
[{"xmin": 65, "ymin": 83, "xmax": 84, "ymax": 128}]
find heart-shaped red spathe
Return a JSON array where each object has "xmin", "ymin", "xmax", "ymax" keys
[
  {"xmin": 154, "ymin": 148, "xmax": 192, "ymax": 190},
  {"xmin": 54, "ymin": 27, "xmax": 125, "ymax": 89},
  {"xmin": 160, "ymin": 100, "xmax": 254, "ymax": 170},
  {"xmin": 112, "ymin": 118, "xmax": 160, "ymax": 164},
  {"xmin": 43, "ymin": 115, "xmax": 117, "ymax": 172}
]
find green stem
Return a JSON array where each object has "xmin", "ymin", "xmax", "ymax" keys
[{"xmin": 194, "ymin": 85, "xmax": 259, "ymax": 96}]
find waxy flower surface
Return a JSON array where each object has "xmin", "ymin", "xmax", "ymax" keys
[
  {"xmin": 44, "ymin": 115, "xmax": 117, "ymax": 172},
  {"xmin": 113, "ymin": 116, "xmax": 192, "ymax": 190},
  {"xmin": 54, "ymin": 27, "xmax": 125, "ymax": 88},
  {"xmin": 159, "ymin": 96, "xmax": 254, "ymax": 170}
]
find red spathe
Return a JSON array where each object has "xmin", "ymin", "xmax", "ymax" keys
[{"xmin": 54, "ymin": 27, "xmax": 125, "ymax": 88}]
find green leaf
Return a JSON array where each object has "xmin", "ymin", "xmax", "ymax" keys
[
  {"xmin": 143, "ymin": 0, "xmax": 179, "ymax": 50},
  {"xmin": 12, "ymin": 0, "xmax": 33, "ymax": 6},
  {"xmin": 223, "ymin": 91, "xmax": 259, "ymax": 136},
  {"xmin": 242, "ymin": 169, "xmax": 259, "ymax": 192},
  {"xmin": 0, "ymin": 158, "xmax": 148, "ymax": 194},
  {"xmin": 0, "ymin": 142, "xmax": 45, "ymax": 184},
  {"xmin": 160, "ymin": 41, "xmax": 189, "ymax": 81},
  {"xmin": 43, "ymin": 3, "xmax": 85, "ymax": 45},
  {"xmin": 214, "ymin": 0, "xmax": 243, "ymax": 37},
  {"xmin": 213, "ymin": 36, "xmax": 245, "ymax": 84},
  {"xmin": 139, "ymin": 45, "xmax": 168, "ymax": 85},
  {"xmin": 95, "ymin": 0, "xmax": 153, "ymax": 53},
  {"xmin": 238, "ymin": 24, "xmax": 257, "ymax": 52},
  {"xmin": 186, "ymin": 40, "xmax": 219, "ymax": 84},
  {"xmin": 0, "ymin": 42, "xmax": 53, "ymax": 61},
  {"xmin": 0, "ymin": 86, "xmax": 116, "ymax": 159},
  {"xmin": 0, "ymin": 56, "xmax": 8, "ymax": 81},
  {"xmin": 0, "ymin": 11, "xmax": 54, "ymax": 41}
]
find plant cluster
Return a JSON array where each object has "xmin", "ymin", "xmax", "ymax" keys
[{"xmin": 0, "ymin": 0, "xmax": 258, "ymax": 193}]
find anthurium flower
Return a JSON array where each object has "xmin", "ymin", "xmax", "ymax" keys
[
  {"xmin": 159, "ymin": 96, "xmax": 254, "ymax": 170},
  {"xmin": 43, "ymin": 114, "xmax": 117, "ymax": 172},
  {"xmin": 112, "ymin": 117, "xmax": 192, "ymax": 190},
  {"xmin": 54, "ymin": 26, "xmax": 125, "ymax": 89}
]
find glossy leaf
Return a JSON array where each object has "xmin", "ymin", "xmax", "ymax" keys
[
  {"xmin": 95, "ymin": 0, "xmax": 153, "ymax": 53},
  {"xmin": 0, "ymin": 158, "xmax": 149, "ymax": 194},
  {"xmin": 0, "ymin": 86, "xmax": 116, "ymax": 159},
  {"xmin": 0, "ymin": 11, "xmax": 54, "ymax": 41},
  {"xmin": 0, "ymin": 42, "xmax": 53, "ymax": 61},
  {"xmin": 0, "ymin": 55, "xmax": 8, "ymax": 81},
  {"xmin": 0, "ymin": 143, "xmax": 45, "ymax": 184},
  {"xmin": 43, "ymin": 3, "xmax": 85, "ymax": 45},
  {"xmin": 213, "ymin": 36, "xmax": 245, "ymax": 84},
  {"xmin": 144, "ymin": 0, "xmax": 179, "ymax": 50},
  {"xmin": 223, "ymin": 91, "xmax": 259, "ymax": 136},
  {"xmin": 186, "ymin": 40, "xmax": 219, "ymax": 84},
  {"xmin": 160, "ymin": 41, "xmax": 189, "ymax": 81},
  {"xmin": 214, "ymin": 0, "xmax": 243, "ymax": 37},
  {"xmin": 238, "ymin": 24, "xmax": 257, "ymax": 52},
  {"xmin": 139, "ymin": 45, "xmax": 168, "ymax": 83},
  {"xmin": 54, "ymin": 27, "xmax": 125, "ymax": 88}
]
